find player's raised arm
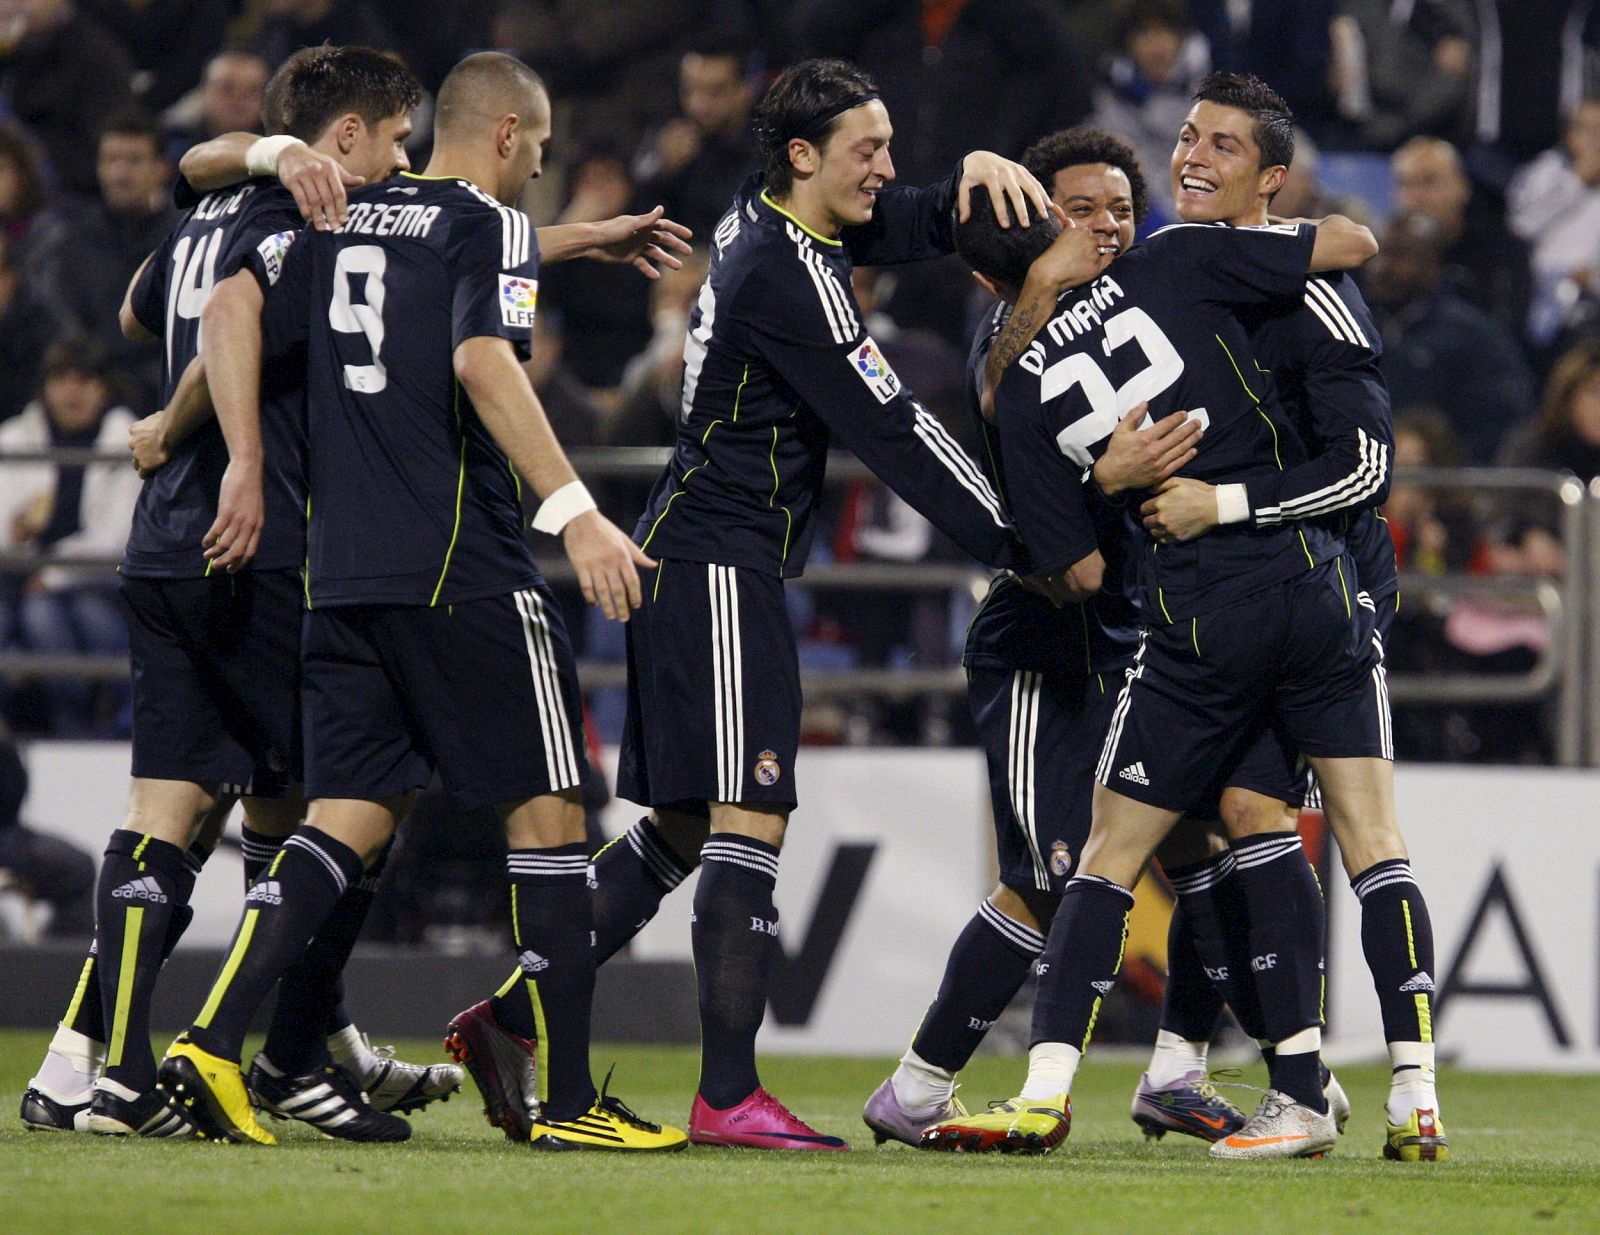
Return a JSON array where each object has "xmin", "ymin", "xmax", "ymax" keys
[
  {"xmin": 453, "ymin": 336, "xmax": 653, "ymax": 620},
  {"xmin": 178, "ymin": 131, "xmax": 363, "ymax": 230},
  {"xmin": 536, "ymin": 205, "xmax": 693, "ymax": 279},
  {"xmin": 1302, "ymin": 213, "xmax": 1378, "ymax": 272}
]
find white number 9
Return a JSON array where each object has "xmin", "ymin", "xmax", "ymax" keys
[{"xmin": 329, "ymin": 245, "xmax": 388, "ymax": 394}]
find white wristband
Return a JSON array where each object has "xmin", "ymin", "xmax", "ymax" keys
[
  {"xmin": 532, "ymin": 480, "xmax": 598, "ymax": 535},
  {"xmin": 1216, "ymin": 483, "xmax": 1251, "ymax": 525},
  {"xmin": 246, "ymin": 135, "xmax": 303, "ymax": 178}
]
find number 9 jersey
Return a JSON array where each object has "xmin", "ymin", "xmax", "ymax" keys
[
  {"xmin": 262, "ymin": 175, "xmax": 544, "ymax": 609},
  {"xmin": 992, "ymin": 221, "xmax": 1343, "ymax": 625}
]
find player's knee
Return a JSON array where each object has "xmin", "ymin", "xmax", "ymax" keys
[
  {"xmin": 991, "ymin": 883, "xmax": 1058, "ymax": 934},
  {"xmin": 501, "ymin": 787, "xmax": 585, "ymax": 849},
  {"xmin": 651, "ymin": 809, "xmax": 711, "ymax": 865},
  {"xmin": 124, "ymin": 777, "xmax": 220, "ymax": 846},
  {"xmin": 1218, "ymin": 787, "xmax": 1295, "ymax": 838}
]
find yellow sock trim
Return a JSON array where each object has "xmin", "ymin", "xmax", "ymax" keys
[
  {"xmin": 195, "ymin": 908, "xmax": 260, "ymax": 1029},
  {"xmin": 63, "ymin": 954, "xmax": 96, "ymax": 1030},
  {"xmin": 529, "ymin": 979, "xmax": 550, "ymax": 1105},
  {"xmin": 494, "ymin": 969, "xmax": 521, "ymax": 1000},
  {"xmin": 106, "ymin": 906, "xmax": 144, "ymax": 1066}
]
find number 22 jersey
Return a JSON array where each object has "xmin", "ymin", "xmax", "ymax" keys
[{"xmin": 993, "ymin": 221, "xmax": 1342, "ymax": 624}]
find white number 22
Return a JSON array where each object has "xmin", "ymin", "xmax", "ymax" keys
[
  {"xmin": 329, "ymin": 245, "xmax": 388, "ymax": 394},
  {"xmin": 1040, "ymin": 307, "xmax": 1196, "ymax": 466}
]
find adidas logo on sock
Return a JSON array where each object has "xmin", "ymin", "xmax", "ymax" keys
[
  {"xmin": 112, "ymin": 876, "xmax": 168, "ymax": 904},
  {"xmin": 1118, "ymin": 762, "xmax": 1150, "ymax": 786},
  {"xmin": 518, "ymin": 950, "xmax": 550, "ymax": 975},
  {"xmin": 1399, "ymin": 971, "xmax": 1435, "ymax": 993},
  {"xmin": 1091, "ymin": 980, "xmax": 1115, "ymax": 994},
  {"xmin": 246, "ymin": 880, "xmax": 283, "ymax": 906}
]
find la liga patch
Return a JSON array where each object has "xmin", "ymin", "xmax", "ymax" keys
[
  {"xmin": 255, "ymin": 230, "xmax": 296, "ymax": 286},
  {"xmin": 852, "ymin": 337, "xmax": 901, "ymax": 403},
  {"xmin": 499, "ymin": 273, "xmax": 538, "ymax": 328}
]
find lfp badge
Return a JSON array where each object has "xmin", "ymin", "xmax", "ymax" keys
[
  {"xmin": 852, "ymin": 337, "xmax": 900, "ymax": 403},
  {"xmin": 499, "ymin": 274, "xmax": 538, "ymax": 327}
]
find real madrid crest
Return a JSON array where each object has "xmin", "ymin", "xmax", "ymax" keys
[
  {"xmin": 754, "ymin": 749, "xmax": 782, "ymax": 786},
  {"xmin": 1049, "ymin": 840, "xmax": 1073, "ymax": 877}
]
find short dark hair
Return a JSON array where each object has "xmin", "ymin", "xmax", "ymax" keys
[
  {"xmin": 262, "ymin": 46, "xmax": 422, "ymax": 143},
  {"xmin": 754, "ymin": 58, "xmax": 878, "ymax": 196},
  {"xmin": 1022, "ymin": 126, "xmax": 1150, "ymax": 225},
  {"xmin": 434, "ymin": 51, "xmax": 547, "ymax": 139},
  {"xmin": 1192, "ymin": 71, "xmax": 1295, "ymax": 171},
  {"xmin": 98, "ymin": 109, "xmax": 164, "ymax": 153},
  {"xmin": 43, "ymin": 335, "xmax": 110, "ymax": 382},
  {"xmin": 955, "ymin": 189, "xmax": 1060, "ymax": 289}
]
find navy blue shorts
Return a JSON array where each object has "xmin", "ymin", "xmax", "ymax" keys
[
  {"xmin": 1097, "ymin": 557, "xmax": 1388, "ymax": 814},
  {"xmin": 617, "ymin": 559, "xmax": 800, "ymax": 812},
  {"xmin": 302, "ymin": 583, "xmax": 587, "ymax": 810},
  {"xmin": 969, "ymin": 666, "xmax": 1123, "ymax": 894},
  {"xmin": 123, "ymin": 571, "xmax": 301, "ymax": 796}
]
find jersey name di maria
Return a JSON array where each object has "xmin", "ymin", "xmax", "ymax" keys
[
  {"xmin": 962, "ymin": 302, "xmax": 1138, "ymax": 678},
  {"xmin": 994, "ymin": 222, "xmax": 1341, "ymax": 624},
  {"xmin": 262, "ymin": 174, "xmax": 541, "ymax": 608},
  {"xmin": 634, "ymin": 172, "xmax": 1023, "ymax": 578},
  {"xmin": 123, "ymin": 179, "xmax": 305, "ymax": 576}
]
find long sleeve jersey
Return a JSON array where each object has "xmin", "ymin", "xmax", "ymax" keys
[{"xmin": 633, "ymin": 172, "xmax": 1025, "ymax": 577}]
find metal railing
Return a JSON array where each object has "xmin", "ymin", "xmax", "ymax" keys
[{"xmin": 0, "ymin": 450, "xmax": 1594, "ymax": 762}]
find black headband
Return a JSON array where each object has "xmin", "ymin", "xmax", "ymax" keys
[{"xmin": 788, "ymin": 91, "xmax": 880, "ymax": 142}]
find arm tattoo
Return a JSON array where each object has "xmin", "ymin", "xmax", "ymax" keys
[{"xmin": 984, "ymin": 296, "xmax": 1046, "ymax": 394}]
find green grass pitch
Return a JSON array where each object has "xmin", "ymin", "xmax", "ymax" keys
[{"xmin": 2, "ymin": 1030, "xmax": 1597, "ymax": 1234}]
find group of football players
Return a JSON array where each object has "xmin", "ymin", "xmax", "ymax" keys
[{"xmin": 17, "ymin": 43, "xmax": 1443, "ymax": 1163}]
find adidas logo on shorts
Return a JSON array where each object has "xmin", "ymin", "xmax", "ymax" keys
[
  {"xmin": 1399, "ymin": 971, "xmax": 1435, "ymax": 993},
  {"xmin": 112, "ymin": 876, "xmax": 168, "ymax": 904},
  {"xmin": 246, "ymin": 880, "xmax": 284, "ymax": 906},
  {"xmin": 1118, "ymin": 761, "xmax": 1150, "ymax": 786}
]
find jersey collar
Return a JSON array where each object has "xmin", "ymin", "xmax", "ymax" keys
[{"xmin": 758, "ymin": 189, "xmax": 843, "ymax": 247}]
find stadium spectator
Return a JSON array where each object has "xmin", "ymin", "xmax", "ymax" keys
[
  {"xmin": 0, "ymin": 232, "xmax": 53, "ymax": 423},
  {"xmin": 1508, "ymin": 99, "xmax": 1600, "ymax": 348},
  {"xmin": 0, "ymin": 122, "xmax": 47, "ymax": 250},
  {"xmin": 1391, "ymin": 135, "xmax": 1533, "ymax": 348},
  {"xmin": 23, "ymin": 111, "xmax": 177, "ymax": 409},
  {"xmin": 538, "ymin": 147, "xmax": 654, "ymax": 392},
  {"xmin": 83, "ymin": 0, "xmax": 230, "ymax": 113},
  {"xmin": 632, "ymin": 40, "xmax": 759, "ymax": 238},
  {"xmin": 0, "ymin": 338, "xmax": 140, "ymax": 734},
  {"xmin": 1497, "ymin": 337, "xmax": 1600, "ymax": 505},
  {"xmin": 1439, "ymin": 0, "xmax": 1600, "ymax": 180},
  {"xmin": 0, "ymin": 0, "xmax": 135, "ymax": 194},
  {"xmin": 254, "ymin": 0, "xmax": 398, "ymax": 71},
  {"xmin": 1089, "ymin": 0, "xmax": 1210, "ymax": 226},
  {"xmin": 1326, "ymin": 0, "xmax": 1471, "ymax": 151},
  {"xmin": 161, "ymin": 51, "xmax": 271, "ymax": 165},
  {"xmin": 496, "ymin": 0, "xmax": 696, "ymax": 155},
  {"xmin": 1187, "ymin": 0, "xmax": 1334, "ymax": 132},
  {"xmin": 525, "ymin": 313, "xmax": 605, "ymax": 451},
  {"xmin": 1365, "ymin": 211, "xmax": 1535, "ymax": 464},
  {"xmin": 0, "ymin": 732, "xmax": 94, "ymax": 936}
]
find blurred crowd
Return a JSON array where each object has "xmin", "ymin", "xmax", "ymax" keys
[{"xmin": 0, "ymin": 0, "xmax": 1597, "ymax": 760}]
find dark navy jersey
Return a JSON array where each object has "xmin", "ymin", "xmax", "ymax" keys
[
  {"xmin": 994, "ymin": 222, "xmax": 1342, "ymax": 624},
  {"xmin": 123, "ymin": 180, "xmax": 305, "ymax": 577},
  {"xmin": 633, "ymin": 172, "xmax": 1024, "ymax": 578},
  {"xmin": 262, "ymin": 173, "xmax": 542, "ymax": 608},
  {"xmin": 962, "ymin": 302, "xmax": 1138, "ymax": 677},
  {"xmin": 1245, "ymin": 269, "xmax": 1398, "ymax": 602}
]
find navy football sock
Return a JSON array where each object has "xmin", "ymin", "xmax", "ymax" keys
[
  {"xmin": 911, "ymin": 899, "xmax": 1045, "ymax": 1072},
  {"xmin": 64, "ymin": 840, "xmax": 206, "ymax": 1047},
  {"xmin": 188, "ymin": 830, "xmax": 362, "ymax": 1064},
  {"xmin": 1030, "ymin": 875, "xmax": 1136, "ymax": 1053},
  {"xmin": 1351, "ymin": 859, "xmax": 1437, "ymax": 1049},
  {"xmin": 239, "ymin": 824, "xmax": 283, "ymax": 889},
  {"xmin": 1229, "ymin": 831, "xmax": 1326, "ymax": 1111},
  {"xmin": 263, "ymin": 843, "xmax": 390, "ymax": 1074},
  {"xmin": 96, "ymin": 831, "xmax": 187, "ymax": 1092},
  {"xmin": 1159, "ymin": 858, "xmax": 1231, "ymax": 1043},
  {"xmin": 595, "ymin": 817, "xmax": 696, "ymax": 963},
  {"xmin": 507, "ymin": 844, "xmax": 597, "ymax": 1122},
  {"xmin": 693, "ymin": 834, "xmax": 781, "ymax": 1109}
]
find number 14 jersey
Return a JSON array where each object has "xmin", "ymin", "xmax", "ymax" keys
[
  {"xmin": 993, "ymin": 221, "xmax": 1342, "ymax": 624},
  {"xmin": 263, "ymin": 174, "xmax": 543, "ymax": 609}
]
